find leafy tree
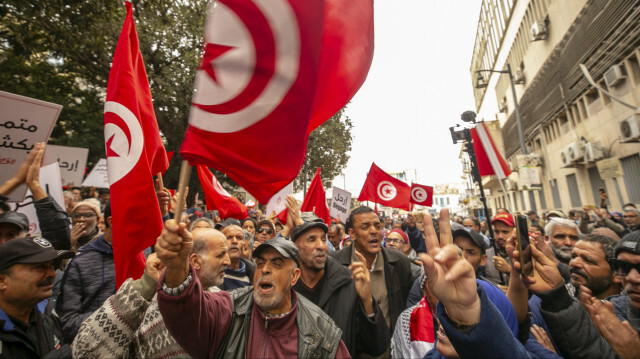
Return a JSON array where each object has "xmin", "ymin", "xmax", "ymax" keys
[{"xmin": 295, "ymin": 107, "xmax": 353, "ymax": 193}]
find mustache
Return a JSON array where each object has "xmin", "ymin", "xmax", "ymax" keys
[
  {"xmin": 570, "ymin": 267, "xmax": 587, "ymax": 278},
  {"xmin": 37, "ymin": 277, "xmax": 54, "ymax": 287},
  {"xmin": 229, "ymin": 244, "xmax": 240, "ymax": 250}
]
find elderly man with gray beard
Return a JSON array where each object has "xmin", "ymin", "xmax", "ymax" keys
[{"xmin": 156, "ymin": 220, "xmax": 351, "ymax": 358}]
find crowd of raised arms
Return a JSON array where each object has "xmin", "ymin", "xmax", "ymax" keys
[{"xmin": 0, "ymin": 146, "xmax": 639, "ymax": 358}]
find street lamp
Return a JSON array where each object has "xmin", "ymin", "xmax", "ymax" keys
[{"xmin": 475, "ymin": 63, "xmax": 527, "ymax": 155}]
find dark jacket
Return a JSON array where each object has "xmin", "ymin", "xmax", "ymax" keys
[
  {"xmin": 0, "ymin": 300, "xmax": 72, "ymax": 358},
  {"xmin": 34, "ymin": 196, "xmax": 71, "ymax": 251},
  {"xmin": 221, "ymin": 257, "xmax": 255, "ymax": 291},
  {"xmin": 329, "ymin": 244, "xmax": 418, "ymax": 332},
  {"xmin": 294, "ymin": 256, "xmax": 390, "ymax": 357},
  {"xmin": 56, "ymin": 235, "xmax": 116, "ymax": 340},
  {"xmin": 406, "ymin": 225, "xmax": 427, "ymax": 254}
]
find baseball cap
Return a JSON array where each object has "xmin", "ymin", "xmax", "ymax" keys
[
  {"xmin": 290, "ymin": 212, "xmax": 328, "ymax": 242},
  {"xmin": 0, "ymin": 211, "xmax": 29, "ymax": 231},
  {"xmin": 451, "ymin": 223, "xmax": 488, "ymax": 250},
  {"xmin": 214, "ymin": 218, "xmax": 241, "ymax": 230},
  {"xmin": 614, "ymin": 231, "xmax": 640, "ymax": 258},
  {"xmin": 257, "ymin": 219, "xmax": 276, "ymax": 232},
  {"xmin": 0, "ymin": 237, "xmax": 74, "ymax": 272},
  {"xmin": 252, "ymin": 237, "xmax": 299, "ymax": 264},
  {"xmin": 492, "ymin": 212, "xmax": 514, "ymax": 227}
]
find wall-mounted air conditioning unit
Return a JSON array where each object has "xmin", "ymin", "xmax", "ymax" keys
[
  {"xmin": 604, "ymin": 65, "xmax": 626, "ymax": 88},
  {"xmin": 560, "ymin": 148, "xmax": 573, "ymax": 167},
  {"xmin": 583, "ymin": 142, "xmax": 604, "ymax": 162},
  {"xmin": 514, "ymin": 69, "xmax": 525, "ymax": 84},
  {"xmin": 504, "ymin": 180, "xmax": 518, "ymax": 191},
  {"xmin": 619, "ymin": 115, "xmax": 640, "ymax": 142},
  {"xmin": 498, "ymin": 98, "xmax": 508, "ymax": 113},
  {"xmin": 565, "ymin": 141, "xmax": 584, "ymax": 163},
  {"xmin": 531, "ymin": 20, "xmax": 548, "ymax": 41}
]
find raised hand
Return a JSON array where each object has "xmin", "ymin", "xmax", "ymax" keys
[
  {"xmin": 25, "ymin": 142, "xmax": 47, "ymax": 200},
  {"xmin": 155, "ymin": 219, "xmax": 192, "ymax": 287},
  {"xmin": 349, "ymin": 250, "xmax": 374, "ymax": 315},
  {"xmin": 514, "ymin": 243, "xmax": 563, "ymax": 293},
  {"xmin": 419, "ymin": 209, "xmax": 480, "ymax": 326},
  {"xmin": 144, "ymin": 253, "xmax": 166, "ymax": 281}
]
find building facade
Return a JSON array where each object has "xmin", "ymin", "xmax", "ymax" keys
[{"xmin": 470, "ymin": 0, "xmax": 640, "ymax": 215}]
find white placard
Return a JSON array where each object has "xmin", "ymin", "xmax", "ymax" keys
[
  {"xmin": 330, "ymin": 186, "xmax": 351, "ymax": 221},
  {"xmin": 0, "ymin": 91, "xmax": 62, "ymax": 202},
  {"xmin": 9, "ymin": 162, "xmax": 65, "ymax": 235},
  {"xmin": 266, "ymin": 182, "xmax": 293, "ymax": 217},
  {"xmin": 81, "ymin": 159, "xmax": 109, "ymax": 188},
  {"xmin": 42, "ymin": 144, "xmax": 89, "ymax": 187}
]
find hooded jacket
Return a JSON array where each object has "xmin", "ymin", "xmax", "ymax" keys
[{"xmin": 56, "ymin": 234, "xmax": 115, "ymax": 340}]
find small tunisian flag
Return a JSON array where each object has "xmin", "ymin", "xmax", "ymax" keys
[
  {"xmin": 179, "ymin": 0, "xmax": 374, "ymax": 204},
  {"xmin": 410, "ymin": 183, "xmax": 433, "ymax": 207},
  {"xmin": 358, "ymin": 163, "xmax": 411, "ymax": 210},
  {"xmin": 104, "ymin": 2, "xmax": 168, "ymax": 288},
  {"xmin": 196, "ymin": 165, "xmax": 248, "ymax": 220},
  {"xmin": 470, "ymin": 122, "xmax": 512, "ymax": 179},
  {"xmin": 300, "ymin": 168, "xmax": 330, "ymax": 224}
]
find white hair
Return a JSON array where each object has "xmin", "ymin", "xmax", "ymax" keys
[{"xmin": 545, "ymin": 218, "xmax": 580, "ymax": 236}]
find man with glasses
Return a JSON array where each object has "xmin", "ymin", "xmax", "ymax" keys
[
  {"xmin": 622, "ymin": 209, "xmax": 640, "ymax": 235},
  {"xmin": 69, "ymin": 200, "xmax": 102, "ymax": 252},
  {"xmin": 254, "ymin": 219, "xmax": 276, "ymax": 245}
]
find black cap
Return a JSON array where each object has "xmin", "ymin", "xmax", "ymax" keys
[
  {"xmin": 615, "ymin": 231, "xmax": 640, "ymax": 258},
  {"xmin": 214, "ymin": 218, "xmax": 241, "ymax": 230},
  {"xmin": 0, "ymin": 237, "xmax": 74, "ymax": 272},
  {"xmin": 451, "ymin": 223, "xmax": 488, "ymax": 251},
  {"xmin": 252, "ymin": 237, "xmax": 299, "ymax": 264},
  {"xmin": 290, "ymin": 212, "xmax": 328, "ymax": 242},
  {"xmin": 256, "ymin": 219, "xmax": 276, "ymax": 232},
  {"xmin": 0, "ymin": 211, "xmax": 29, "ymax": 231}
]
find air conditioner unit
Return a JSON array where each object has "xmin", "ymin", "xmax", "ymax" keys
[
  {"xmin": 498, "ymin": 99, "xmax": 508, "ymax": 113},
  {"xmin": 504, "ymin": 180, "xmax": 518, "ymax": 191},
  {"xmin": 583, "ymin": 142, "xmax": 604, "ymax": 162},
  {"xmin": 604, "ymin": 65, "xmax": 626, "ymax": 88},
  {"xmin": 531, "ymin": 20, "xmax": 548, "ymax": 41},
  {"xmin": 619, "ymin": 115, "xmax": 640, "ymax": 142},
  {"xmin": 560, "ymin": 148, "xmax": 573, "ymax": 167},
  {"xmin": 567, "ymin": 141, "xmax": 585, "ymax": 163},
  {"xmin": 514, "ymin": 69, "xmax": 525, "ymax": 84}
]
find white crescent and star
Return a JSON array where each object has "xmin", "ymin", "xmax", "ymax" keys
[
  {"xmin": 377, "ymin": 181, "xmax": 397, "ymax": 201},
  {"xmin": 104, "ymin": 101, "xmax": 144, "ymax": 185},
  {"xmin": 189, "ymin": 0, "xmax": 300, "ymax": 133},
  {"xmin": 411, "ymin": 187, "xmax": 428, "ymax": 203}
]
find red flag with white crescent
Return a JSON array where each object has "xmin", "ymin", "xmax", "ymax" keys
[
  {"xmin": 196, "ymin": 165, "xmax": 248, "ymax": 220},
  {"xmin": 300, "ymin": 168, "xmax": 330, "ymax": 224},
  {"xmin": 470, "ymin": 122, "xmax": 512, "ymax": 179},
  {"xmin": 358, "ymin": 163, "xmax": 411, "ymax": 210},
  {"xmin": 410, "ymin": 183, "xmax": 433, "ymax": 206},
  {"xmin": 104, "ymin": 1, "xmax": 168, "ymax": 288},
  {"xmin": 179, "ymin": 0, "xmax": 374, "ymax": 203}
]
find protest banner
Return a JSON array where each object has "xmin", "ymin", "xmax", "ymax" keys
[
  {"xmin": 0, "ymin": 91, "xmax": 62, "ymax": 202},
  {"xmin": 10, "ymin": 162, "xmax": 64, "ymax": 235},
  {"xmin": 43, "ymin": 144, "xmax": 89, "ymax": 187},
  {"xmin": 330, "ymin": 186, "xmax": 351, "ymax": 221},
  {"xmin": 82, "ymin": 159, "xmax": 109, "ymax": 188},
  {"xmin": 266, "ymin": 182, "xmax": 293, "ymax": 220}
]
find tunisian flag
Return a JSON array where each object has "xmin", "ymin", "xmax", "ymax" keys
[
  {"xmin": 470, "ymin": 122, "xmax": 512, "ymax": 179},
  {"xmin": 358, "ymin": 163, "xmax": 411, "ymax": 210},
  {"xmin": 410, "ymin": 183, "xmax": 433, "ymax": 207},
  {"xmin": 179, "ymin": 0, "xmax": 374, "ymax": 204},
  {"xmin": 196, "ymin": 165, "xmax": 248, "ymax": 220},
  {"xmin": 104, "ymin": 2, "xmax": 168, "ymax": 288},
  {"xmin": 300, "ymin": 168, "xmax": 330, "ymax": 224}
]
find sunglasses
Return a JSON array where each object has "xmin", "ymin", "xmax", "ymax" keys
[
  {"xmin": 257, "ymin": 227, "xmax": 273, "ymax": 235},
  {"xmin": 607, "ymin": 258, "xmax": 640, "ymax": 276},
  {"xmin": 71, "ymin": 213, "xmax": 97, "ymax": 219}
]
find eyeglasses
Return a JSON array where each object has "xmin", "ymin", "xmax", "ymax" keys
[
  {"xmin": 257, "ymin": 227, "xmax": 273, "ymax": 235},
  {"xmin": 387, "ymin": 238, "xmax": 405, "ymax": 245},
  {"xmin": 607, "ymin": 259, "xmax": 640, "ymax": 276},
  {"xmin": 71, "ymin": 213, "xmax": 97, "ymax": 219}
]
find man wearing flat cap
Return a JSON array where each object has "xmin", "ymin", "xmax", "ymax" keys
[
  {"xmin": 0, "ymin": 236, "xmax": 74, "ymax": 358},
  {"xmin": 290, "ymin": 211, "xmax": 390, "ymax": 357},
  {"xmin": 156, "ymin": 219, "xmax": 350, "ymax": 358}
]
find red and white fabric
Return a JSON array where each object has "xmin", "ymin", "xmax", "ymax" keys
[
  {"xmin": 470, "ymin": 122, "xmax": 512, "ymax": 179},
  {"xmin": 358, "ymin": 163, "xmax": 411, "ymax": 210}
]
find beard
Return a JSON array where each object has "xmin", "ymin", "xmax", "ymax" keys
[
  {"xmin": 302, "ymin": 250, "xmax": 326, "ymax": 272},
  {"xmin": 570, "ymin": 268, "xmax": 613, "ymax": 297},
  {"xmin": 253, "ymin": 273, "xmax": 291, "ymax": 312},
  {"xmin": 551, "ymin": 244, "xmax": 572, "ymax": 262}
]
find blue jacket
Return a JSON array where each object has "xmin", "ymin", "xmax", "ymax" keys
[{"xmin": 56, "ymin": 235, "xmax": 116, "ymax": 340}]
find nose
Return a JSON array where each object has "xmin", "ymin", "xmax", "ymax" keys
[
  {"xmin": 562, "ymin": 236, "xmax": 573, "ymax": 247},
  {"xmin": 627, "ymin": 267, "xmax": 640, "ymax": 282},
  {"xmin": 45, "ymin": 265, "xmax": 56, "ymax": 278},
  {"xmin": 223, "ymin": 253, "xmax": 231, "ymax": 266}
]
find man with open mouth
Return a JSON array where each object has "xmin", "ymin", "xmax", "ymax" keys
[{"xmin": 156, "ymin": 220, "xmax": 350, "ymax": 358}]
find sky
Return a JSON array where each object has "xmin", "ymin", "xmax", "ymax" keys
[{"xmin": 332, "ymin": 1, "xmax": 483, "ymax": 196}]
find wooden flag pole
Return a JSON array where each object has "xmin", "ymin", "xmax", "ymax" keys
[{"xmin": 175, "ymin": 160, "xmax": 192, "ymax": 223}]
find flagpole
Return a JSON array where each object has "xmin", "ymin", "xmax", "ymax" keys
[
  {"xmin": 175, "ymin": 160, "xmax": 192, "ymax": 223},
  {"xmin": 498, "ymin": 178, "xmax": 515, "ymax": 214}
]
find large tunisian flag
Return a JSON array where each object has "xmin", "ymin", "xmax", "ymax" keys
[
  {"xmin": 104, "ymin": 2, "xmax": 168, "ymax": 288},
  {"xmin": 300, "ymin": 168, "xmax": 330, "ymax": 224},
  {"xmin": 179, "ymin": 0, "xmax": 374, "ymax": 203},
  {"xmin": 197, "ymin": 165, "xmax": 248, "ymax": 220},
  {"xmin": 358, "ymin": 163, "xmax": 411, "ymax": 210},
  {"xmin": 470, "ymin": 122, "xmax": 512, "ymax": 179}
]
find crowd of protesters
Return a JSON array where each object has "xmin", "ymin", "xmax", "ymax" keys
[{"xmin": 0, "ymin": 146, "xmax": 639, "ymax": 358}]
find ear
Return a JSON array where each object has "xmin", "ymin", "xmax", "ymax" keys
[
  {"xmin": 348, "ymin": 228, "xmax": 354, "ymax": 238},
  {"xmin": 480, "ymin": 254, "xmax": 487, "ymax": 267},
  {"xmin": 612, "ymin": 272, "xmax": 622, "ymax": 285},
  {"xmin": 0, "ymin": 273, "xmax": 9, "ymax": 291},
  {"xmin": 290, "ymin": 266, "xmax": 301, "ymax": 286},
  {"xmin": 106, "ymin": 216, "xmax": 112, "ymax": 226},
  {"xmin": 189, "ymin": 254, "xmax": 201, "ymax": 270}
]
